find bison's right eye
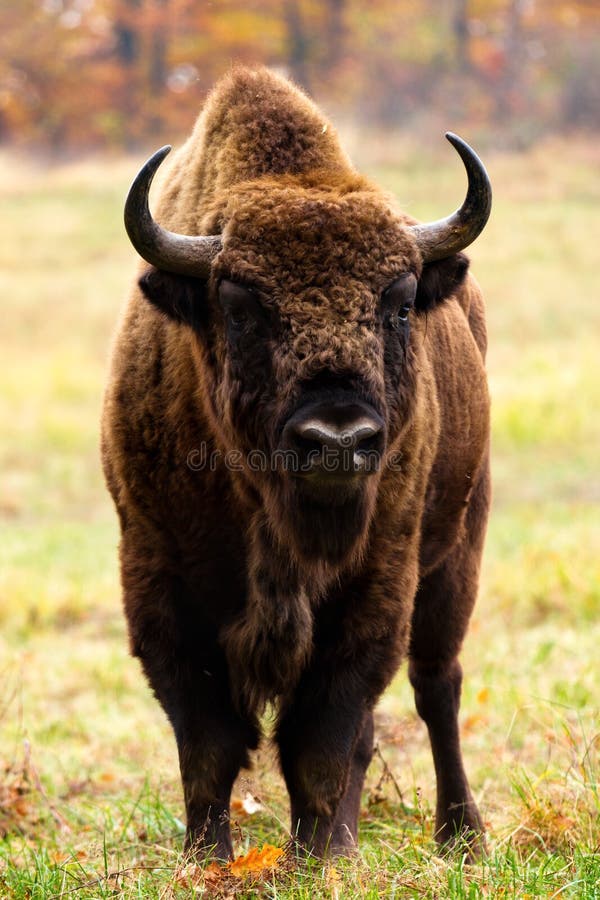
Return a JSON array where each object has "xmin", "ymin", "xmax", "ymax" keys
[
  {"xmin": 228, "ymin": 307, "xmax": 250, "ymax": 329},
  {"xmin": 218, "ymin": 279, "xmax": 264, "ymax": 337}
]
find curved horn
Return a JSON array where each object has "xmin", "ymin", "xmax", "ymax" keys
[
  {"xmin": 124, "ymin": 145, "xmax": 222, "ymax": 277},
  {"xmin": 409, "ymin": 133, "xmax": 492, "ymax": 263}
]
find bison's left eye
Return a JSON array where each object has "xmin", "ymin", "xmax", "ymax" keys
[
  {"xmin": 387, "ymin": 305, "xmax": 412, "ymax": 331},
  {"xmin": 381, "ymin": 273, "xmax": 417, "ymax": 331}
]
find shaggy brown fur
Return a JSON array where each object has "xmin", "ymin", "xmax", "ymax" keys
[{"xmin": 102, "ymin": 67, "xmax": 491, "ymax": 860}]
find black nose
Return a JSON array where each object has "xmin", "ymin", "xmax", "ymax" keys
[
  {"xmin": 281, "ymin": 402, "xmax": 385, "ymax": 477},
  {"xmin": 294, "ymin": 416, "xmax": 381, "ymax": 455}
]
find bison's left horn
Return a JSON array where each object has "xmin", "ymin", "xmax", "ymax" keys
[
  {"xmin": 408, "ymin": 133, "xmax": 492, "ymax": 263},
  {"xmin": 124, "ymin": 145, "xmax": 222, "ymax": 277}
]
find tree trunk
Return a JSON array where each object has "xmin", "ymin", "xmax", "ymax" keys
[
  {"xmin": 452, "ymin": 0, "xmax": 470, "ymax": 73},
  {"xmin": 149, "ymin": 0, "xmax": 168, "ymax": 94},
  {"xmin": 284, "ymin": 0, "xmax": 310, "ymax": 90},
  {"xmin": 326, "ymin": 0, "xmax": 345, "ymax": 69},
  {"xmin": 114, "ymin": 0, "xmax": 141, "ymax": 67},
  {"xmin": 496, "ymin": 0, "xmax": 526, "ymax": 123}
]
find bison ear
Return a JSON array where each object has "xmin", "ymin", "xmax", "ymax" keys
[
  {"xmin": 138, "ymin": 267, "xmax": 209, "ymax": 330},
  {"xmin": 415, "ymin": 252, "xmax": 470, "ymax": 312}
]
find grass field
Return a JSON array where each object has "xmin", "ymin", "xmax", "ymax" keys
[{"xmin": 0, "ymin": 135, "xmax": 598, "ymax": 898}]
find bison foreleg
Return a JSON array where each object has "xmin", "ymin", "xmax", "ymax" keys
[
  {"xmin": 143, "ymin": 662, "xmax": 258, "ymax": 859},
  {"xmin": 174, "ymin": 701, "xmax": 258, "ymax": 860},
  {"xmin": 277, "ymin": 693, "xmax": 373, "ymax": 856},
  {"xmin": 409, "ymin": 657, "xmax": 484, "ymax": 856},
  {"xmin": 121, "ymin": 555, "xmax": 258, "ymax": 860},
  {"xmin": 408, "ymin": 466, "xmax": 489, "ymax": 858},
  {"xmin": 329, "ymin": 709, "xmax": 374, "ymax": 852}
]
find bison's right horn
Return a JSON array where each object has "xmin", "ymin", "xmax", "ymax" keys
[
  {"xmin": 408, "ymin": 133, "xmax": 492, "ymax": 263},
  {"xmin": 124, "ymin": 145, "xmax": 222, "ymax": 278}
]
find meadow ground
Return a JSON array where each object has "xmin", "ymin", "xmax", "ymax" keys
[{"xmin": 0, "ymin": 135, "xmax": 598, "ymax": 898}]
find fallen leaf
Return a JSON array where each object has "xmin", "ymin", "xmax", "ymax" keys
[
  {"xmin": 231, "ymin": 791, "xmax": 262, "ymax": 816},
  {"xmin": 228, "ymin": 843, "xmax": 284, "ymax": 876},
  {"xmin": 51, "ymin": 850, "xmax": 88, "ymax": 865},
  {"xmin": 462, "ymin": 713, "xmax": 488, "ymax": 733},
  {"xmin": 326, "ymin": 864, "xmax": 341, "ymax": 899},
  {"xmin": 176, "ymin": 860, "xmax": 225, "ymax": 882},
  {"xmin": 98, "ymin": 772, "xmax": 116, "ymax": 783},
  {"xmin": 13, "ymin": 798, "xmax": 30, "ymax": 817},
  {"xmin": 554, "ymin": 814, "xmax": 576, "ymax": 831}
]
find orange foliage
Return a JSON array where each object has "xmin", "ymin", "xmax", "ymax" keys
[
  {"xmin": 228, "ymin": 843, "xmax": 285, "ymax": 875},
  {"xmin": 1, "ymin": 0, "xmax": 598, "ymax": 150},
  {"xmin": 174, "ymin": 844, "xmax": 286, "ymax": 895}
]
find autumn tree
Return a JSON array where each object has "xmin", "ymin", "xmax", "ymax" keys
[
  {"xmin": 0, "ymin": 0, "xmax": 598, "ymax": 151},
  {"xmin": 284, "ymin": 0, "xmax": 311, "ymax": 88}
]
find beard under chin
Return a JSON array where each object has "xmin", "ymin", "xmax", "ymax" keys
[{"xmin": 266, "ymin": 476, "xmax": 378, "ymax": 569}]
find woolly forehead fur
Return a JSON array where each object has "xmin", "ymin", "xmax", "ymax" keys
[
  {"xmin": 214, "ymin": 177, "xmax": 420, "ymax": 316},
  {"xmin": 203, "ymin": 178, "xmax": 419, "ymax": 399}
]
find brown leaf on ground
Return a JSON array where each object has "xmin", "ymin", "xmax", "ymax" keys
[
  {"xmin": 228, "ymin": 844, "xmax": 284, "ymax": 876},
  {"xmin": 98, "ymin": 771, "xmax": 117, "ymax": 784},
  {"xmin": 170, "ymin": 847, "xmax": 285, "ymax": 897},
  {"xmin": 462, "ymin": 713, "xmax": 489, "ymax": 734},
  {"xmin": 173, "ymin": 860, "xmax": 224, "ymax": 890},
  {"xmin": 0, "ymin": 755, "xmax": 36, "ymax": 837},
  {"xmin": 230, "ymin": 791, "xmax": 263, "ymax": 816},
  {"xmin": 0, "ymin": 743, "xmax": 70, "ymax": 837},
  {"xmin": 326, "ymin": 864, "xmax": 342, "ymax": 900},
  {"xmin": 51, "ymin": 850, "xmax": 88, "ymax": 865}
]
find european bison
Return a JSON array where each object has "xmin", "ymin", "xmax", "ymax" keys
[{"xmin": 102, "ymin": 66, "xmax": 492, "ymax": 860}]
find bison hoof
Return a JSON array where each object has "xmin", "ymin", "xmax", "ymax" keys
[
  {"xmin": 439, "ymin": 829, "xmax": 486, "ymax": 863},
  {"xmin": 436, "ymin": 805, "xmax": 486, "ymax": 862},
  {"xmin": 289, "ymin": 827, "xmax": 358, "ymax": 860},
  {"xmin": 329, "ymin": 824, "xmax": 358, "ymax": 858},
  {"xmin": 436, "ymin": 824, "xmax": 487, "ymax": 863},
  {"xmin": 184, "ymin": 833, "xmax": 233, "ymax": 864}
]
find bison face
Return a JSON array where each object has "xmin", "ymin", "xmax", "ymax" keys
[
  {"xmin": 139, "ymin": 186, "xmax": 469, "ymax": 567},
  {"xmin": 128, "ymin": 135, "xmax": 490, "ymax": 567}
]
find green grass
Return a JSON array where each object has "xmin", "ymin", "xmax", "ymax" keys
[{"xmin": 0, "ymin": 137, "xmax": 599, "ymax": 897}]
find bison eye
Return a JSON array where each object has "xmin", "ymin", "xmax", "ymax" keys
[
  {"xmin": 218, "ymin": 279, "xmax": 265, "ymax": 336},
  {"xmin": 388, "ymin": 305, "xmax": 412, "ymax": 330},
  {"xmin": 381, "ymin": 273, "xmax": 417, "ymax": 331},
  {"xmin": 228, "ymin": 307, "xmax": 250, "ymax": 329}
]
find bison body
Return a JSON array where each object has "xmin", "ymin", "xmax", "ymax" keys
[{"xmin": 102, "ymin": 67, "xmax": 491, "ymax": 859}]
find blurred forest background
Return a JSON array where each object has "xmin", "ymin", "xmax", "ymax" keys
[
  {"xmin": 1, "ymin": 0, "xmax": 599, "ymax": 155},
  {"xmin": 1, "ymin": 3, "xmax": 600, "ymax": 896}
]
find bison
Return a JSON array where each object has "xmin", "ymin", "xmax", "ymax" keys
[{"xmin": 101, "ymin": 66, "xmax": 492, "ymax": 860}]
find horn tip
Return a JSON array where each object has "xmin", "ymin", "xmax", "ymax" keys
[{"xmin": 445, "ymin": 131, "xmax": 465, "ymax": 151}]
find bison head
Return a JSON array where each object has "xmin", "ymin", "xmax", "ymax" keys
[{"xmin": 125, "ymin": 135, "xmax": 491, "ymax": 569}]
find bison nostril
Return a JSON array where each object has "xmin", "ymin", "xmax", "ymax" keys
[
  {"xmin": 355, "ymin": 430, "xmax": 383, "ymax": 455},
  {"xmin": 296, "ymin": 422, "xmax": 342, "ymax": 451},
  {"xmin": 282, "ymin": 408, "xmax": 385, "ymax": 477},
  {"xmin": 296, "ymin": 419, "xmax": 382, "ymax": 452},
  {"xmin": 292, "ymin": 433, "xmax": 324, "ymax": 456}
]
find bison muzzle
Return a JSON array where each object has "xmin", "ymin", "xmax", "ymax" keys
[{"xmin": 102, "ymin": 66, "xmax": 492, "ymax": 860}]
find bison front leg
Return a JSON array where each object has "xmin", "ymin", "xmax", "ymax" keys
[
  {"xmin": 409, "ymin": 469, "xmax": 489, "ymax": 857},
  {"xmin": 121, "ymin": 548, "xmax": 258, "ymax": 860},
  {"xmin": 275, "ymin": 536, "xmax": 416, "ymax": 856},
  {"xmin": 173, "ymin": 696, "xmax": 258, "ymax": 859},
  {"xmin": 329, "ymin": 710, "xmax": 375, "ymax": 851},
  {"xmin": 408, "ymin": 657, "xmax": 484, "ymax": 855},
  {"xmin": 277, "ymin": 697, "xmax": 372, "ymax": 856}
]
